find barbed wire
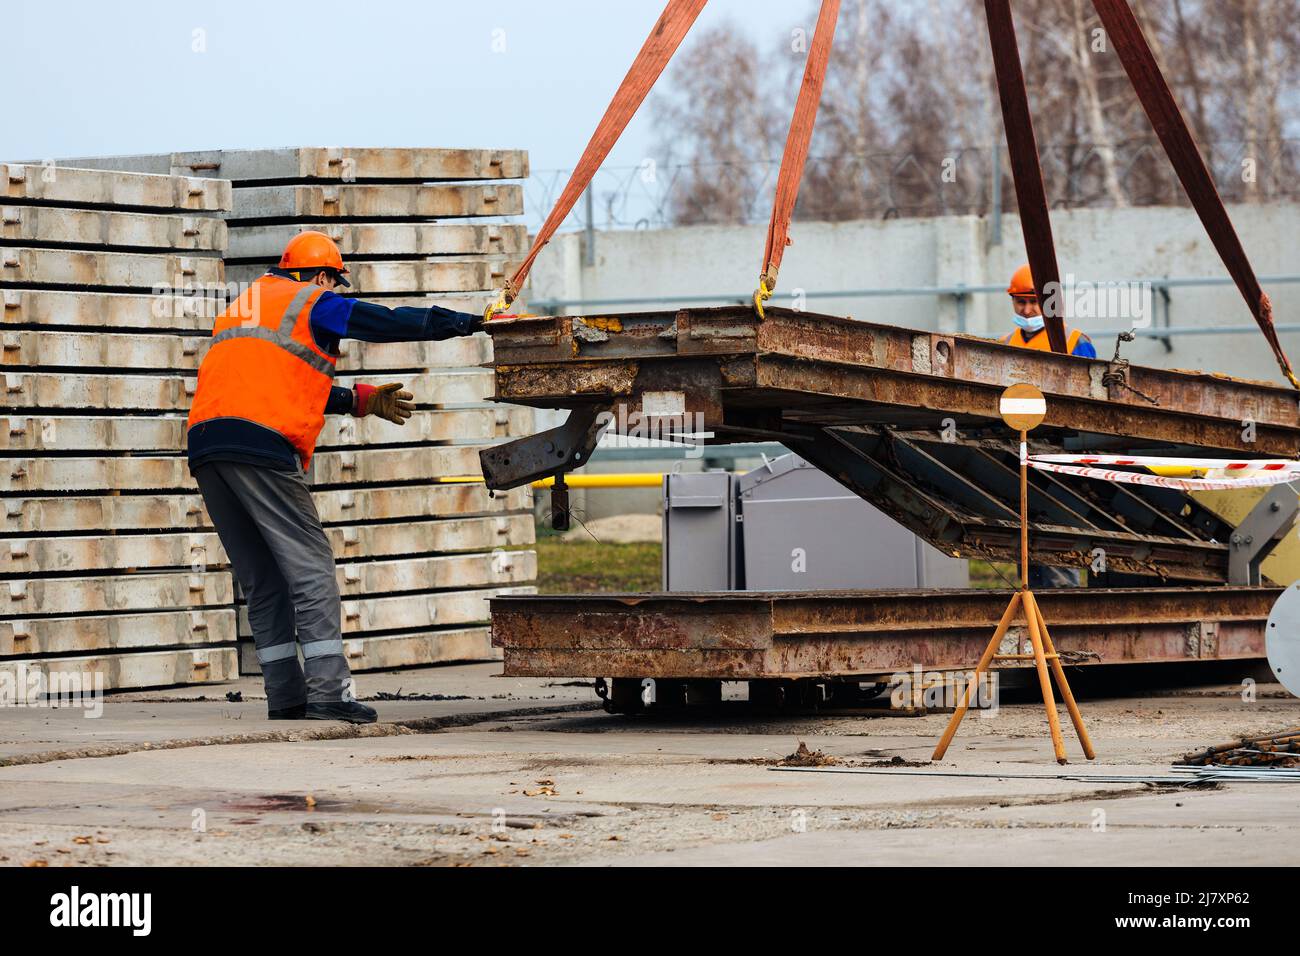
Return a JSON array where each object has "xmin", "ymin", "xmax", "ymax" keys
[{"xmin": 524, "ymin": 138, "xmax": 1300, "ymax": 232}]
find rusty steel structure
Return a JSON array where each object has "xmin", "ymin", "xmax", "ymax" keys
[
  {"xmin": 479, "ymin": 307, "xmax": 1298, "ymax": 691},
  {"xmin": 492, "ymin": 586, "xmax": 1276, "ymax": 679},
  {"xmin": 483, "ymin": 307, "xmax": 1300, "ymax": 455},
  {"xmin": 483, "ymin": 307, "xmax": 1299, "ymax": 583}
]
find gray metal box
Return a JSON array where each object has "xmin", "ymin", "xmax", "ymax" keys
[
  {"xmin": 662, "ymin": 471, "xmax": 736, "ymax": 591},
  {"xmin": 661, "ymin": 454, "xmax": 968, "ymax": 591},
  {"xmin": 736, "ymin": 455, "xmax": 968, "ymax": 590}
]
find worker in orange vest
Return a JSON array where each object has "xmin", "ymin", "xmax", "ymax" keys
[
  {"xmin": 1000, "ymin": 263, "xmax": 1097, "ymax": 358},
  {"xmin": 187, "ymin": 232, "xmax": 485, "ymax": 723},
  {"xmin": 1000, "ymin": 263, "xmax": 1088, "ymax": 588}
]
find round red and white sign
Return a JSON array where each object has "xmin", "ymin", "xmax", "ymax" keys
[{"xmin": 999, "ymin": 383, "xmax": 1046, "ymax": 431}]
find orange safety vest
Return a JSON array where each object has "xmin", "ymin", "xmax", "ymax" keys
[
  {"xmin": 1001, "ymin": 325, "xmax": 1084, "ymax": 353},
  {"xmin": 188, "ymin": 275, "xmax": 337, "ymax": 470}
]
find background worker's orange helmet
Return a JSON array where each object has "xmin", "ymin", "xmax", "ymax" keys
[
  {"xmin": 1007, "ymin": 263, "xmax": 1036, "ymax": 299},
  {"xmin": 279, "ymin": 231, "xmax": 350, "ymax": 287}
]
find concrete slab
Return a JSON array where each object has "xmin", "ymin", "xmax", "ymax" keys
[
  {"xmin": 0, "ymin": 247, "xmax": 222, "ymax": 289},
  {"xmin": 226, "ymin": 222, "xmax": 528, "ymax": 260},
  {"xmin": 1, "ymin": 288, "xmax": 219, "ymax": 331},
  {"xmin": 0, "ymin": 164, "xmax": 230, "ymax": 212},
  {"xmin": 335, "ymin": 334, "xmax": 492, "ymax": 372},
  {"xmin": 0, "ymin": 415, "xmax": 186, "ymax": 453},
  {"xmin": 317, "ymin": 407, "xmax": 494, "ymax": 447},
  {"xmin": 225, "ymin": 259, "xmax": 500, "ymax": 294},
  {"xmin": 1, "ymin": 608, "xmax": 235, "ymax": 656},
  {"xmin": 229, "ymin": 184, "xmax": 523, "ymax": 222},
  {"xmin": 1, "ymin": 514, "xmax": 532, "ymax": 576},
  {"xmin": 237, "ymin": 627, "xmax": 502, "ymax": 675},
  {"xmin": 340, "ymin": 292, "xmax": 497, "ymax": 313},
  {"xmin": 0, "ymin": 648, "xmax": 239, "ymax": 697},
  {"xmin": 3, "ymin": 569, "xmax": 230, "ymax": 617},
  {"xmin": 332, "ymin": 551, "xmax": 537, "ymax": 597},
  {"xmin": 1, "ymin": 407, "xmax": 495, "ymax": 456},
  {"xmin": 1, "ymin": 331, "xmax": 488, "ymax": 376},
  {"xmin": 308, "ymin": 444, "xmax": 483, "ymax": 486},
  {"xmin": 19, "ymin": 453, "xmax": 568, "ymax": 504},
  {"xmin": 1, "ymin": 484, "xmax": 526, "ymax": 536},
  {"xmin": 234, "ymin": 586, "xmax": 527, "ymax": 636},
  {"xmin": 334, "ymin": 368, "xmax": 495, "ymax": 405},
  {"xmin": 310, "ymin": 483, "xmax": 531, "ymax": 523},
  {"xmin": 0, "ymin": 530, "xmax": 225, "ymax": 577},
  {"xmin": 2, "ymin": 205, "xmax": 226, "ymax": 251},
  {"xmin": 50, "ymin": 148, "xmax": 529, "ymax": 183}
]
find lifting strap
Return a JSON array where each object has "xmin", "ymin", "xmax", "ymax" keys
[
  {"xmin": 1091, "ymin": 0, "xmax": 1298, "ymax": 388},
  {"xmin": 754, "ymin": 0, "xmax": 841, "ymax": 317},
  {"xmin": 485, "ymin": 0, "xmax": 707, "ymax": 319},
  {"xmin": 984, "ymin": 0, "xmax": 1069, "ymax": 354}
]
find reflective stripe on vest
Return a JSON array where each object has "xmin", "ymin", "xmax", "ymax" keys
[
  {"xmin": 188, "ymin": 275, "xmax": 337, "ymax": 470},
  {"xmin": 1002, "ymin": 326, "xmax": 1083, "ymax": 353},
  {"xmin": 209, "ymin": 284, "xmax": 335, "ymax": 377}
]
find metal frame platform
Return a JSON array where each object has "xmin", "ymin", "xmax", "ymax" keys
[
  {"xmin": 482, "ymin": 307, "xmax": 1299, "ymax": 583},
  {"xmin": 490, "ymin": 586, "xmax": 1277, "ymax": 679},
  {"xmin": 481, "ymin": 307, "xmax": 1296, "ymax": 684}
]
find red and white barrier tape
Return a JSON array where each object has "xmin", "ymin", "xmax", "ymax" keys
[
  {"xmin": 1031, "ymin": 453, "xmax": 1300, "ymax": 472},
  {"xmin": 1027, "ymin": 459, "xmax": 1300, "ymax": 490}
]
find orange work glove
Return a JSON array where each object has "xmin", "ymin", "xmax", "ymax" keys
[{"xmin": 353, "ymin": 382, "xmax": 414, "ymax": 425}]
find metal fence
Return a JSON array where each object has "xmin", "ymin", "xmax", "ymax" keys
[{"xmin": 525, "ymin": 139, "xmax": 1300, "ymax": 232}]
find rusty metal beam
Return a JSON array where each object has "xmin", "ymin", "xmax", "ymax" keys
[
  {"xmin": 491, "ymin": 586, "xmax": 1275, "ymax": 679},
  {"xmin": 487, "ymin": 308, "xmax": 1300, "ymax": 445}
]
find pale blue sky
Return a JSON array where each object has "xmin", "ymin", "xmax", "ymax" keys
[{"xmin": 4, "ymin": 0, "xmax": 802, "ymax": 175}]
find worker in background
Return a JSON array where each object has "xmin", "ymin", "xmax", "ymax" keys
[
  {"xmin": 1001, "ymin": 263, "xmax": 1097, "ymax": 358},
  {"xmin": 999, "ymin": 262, "xmax": 1089, "ymax": 588},
  {"xmin": 187, "ymin": 231, "xmax": 484, "ymax": 724}
]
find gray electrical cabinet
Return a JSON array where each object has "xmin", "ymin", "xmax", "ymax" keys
[
  {"xmin": 663, "ymin": 454, "xmax": 968, "ymax": 592},
  {"xmin": 662, "ymin": 471, "xmax": 737, "ymax": 591}
]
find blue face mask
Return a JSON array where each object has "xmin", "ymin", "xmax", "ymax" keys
[{"xmin": 1014, "ymin": 312, "xmax": 1045, "ymax": 332}]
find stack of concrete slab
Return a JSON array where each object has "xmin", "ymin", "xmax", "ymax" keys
[
  {"xmin": 0, "ymin": 161, "xmax": 239, "ymax": 690},
  {"xmin": 51, "ymin": 148, "xmax": 538, "ymax": 674}
]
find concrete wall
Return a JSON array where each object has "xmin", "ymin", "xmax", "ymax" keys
[{"xmin": 530, "ymin": 202, "xmax": 1300, "ymax": 382}]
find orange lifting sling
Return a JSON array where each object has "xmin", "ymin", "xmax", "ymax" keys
[
  {"xmin": 486, "ymin": 0, "xmax": 707, "ymax": 318},
  {"xmin": 753, "ymin": 0, "xmax": 840, "ymax": 317}
]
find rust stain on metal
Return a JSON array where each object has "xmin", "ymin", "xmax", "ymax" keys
[
  {"xmin": 491, "ymin": 588, "xmax": 1276, "ymax": 678},
  {"xmin": 485, "ymin": 306, "xmax": 1300, "ymax": 445}
]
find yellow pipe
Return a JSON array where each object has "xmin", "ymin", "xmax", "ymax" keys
[
  {"xmin": 433, "ymin": 473, "xmax": 671, "ymax": 489},
  {"xmin": 533, "ymin": 473, "xmax": 666, "ymax": 488}
]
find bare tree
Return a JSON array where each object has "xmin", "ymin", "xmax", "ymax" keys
[
  {"xmin": 649, "ymin": 0, "xmax": 1300, "ymax": 224},
  {"xmin": 651, "ymin": 20, "xmax": 780, "ymax": 225}
]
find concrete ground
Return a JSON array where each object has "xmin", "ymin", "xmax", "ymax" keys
[{"xmin": 1, "ymin": 664, "xmax": 1297, "ymax": 866}]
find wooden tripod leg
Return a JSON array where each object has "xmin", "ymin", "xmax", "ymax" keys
[
  {"xmin": 932, "ymin": 591, "xmax": 1022, "ymax": 761},
  {"xmin": 1024, "ymin": 591, "xmax": 1096, "ymax": 760},
  {"xmin": 1023, "ymin": 589, "xmax": 1068, "ymax": 764}
]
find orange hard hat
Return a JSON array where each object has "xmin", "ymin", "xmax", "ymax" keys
[
  {"xmin": 279, "ymin": 231, "xmax": 350, "ymax": 287},
  {"xmin": 1007, "ymin": 263, "xmax": 1036, "ymax": 298}
]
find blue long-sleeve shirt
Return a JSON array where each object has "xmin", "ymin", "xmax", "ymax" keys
[{"xmin": 187, "ymin": 271, "xmax": 481, "ymax": 473}]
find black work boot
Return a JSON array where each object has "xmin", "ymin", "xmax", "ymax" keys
[
  {"xmin": 305, "ymin": 700, "xmax": 377, "ymax": 724},
  {"xmin": 268, "ymin": 703, "xmax": 307, "ymax": 720}
]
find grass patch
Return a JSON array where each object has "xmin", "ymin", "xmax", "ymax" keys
[
  {"xmin": 969, "ymin": 559, "xmax": 1018, "ymax": 589},
  {"xmin": 533, "ymin": 535, "xmax": 662, "ymax": 593}
]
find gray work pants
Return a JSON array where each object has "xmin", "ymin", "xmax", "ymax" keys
[{"xmin": 193, "ymin": 460, "xmax": 350, "ymax": 708}]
